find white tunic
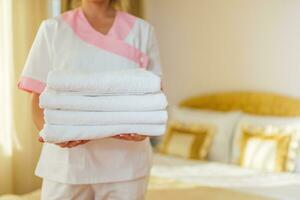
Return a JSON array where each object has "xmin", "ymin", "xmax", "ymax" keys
[{"xmin": 18, "ymin": 8, "xmax": 162, "ymax": 184}]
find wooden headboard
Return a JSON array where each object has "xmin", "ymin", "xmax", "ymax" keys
[{"xmin": 179, "ymin": 91, "xmax": 300, "ymax": 117}]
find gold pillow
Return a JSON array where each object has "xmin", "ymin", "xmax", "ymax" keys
[
  {"xmin": 239, "ymin": 130, "xmax": 292, "ymax": 172},
  {"xmin": 159, "ymin": 121, "xmax": 214, "ymax": 160}
]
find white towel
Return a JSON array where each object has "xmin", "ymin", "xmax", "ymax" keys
[
  {"xmin": 40, "ymin": 89, "xmax": 167, "ymax": 111},
  {"xmin": 47, "ymin": 69, "xmax": 161, "ymax": 95},
  {"xmin": 40, "ymin": 124, "xmax": 166, "ymax": 143},
  {"xmin": 44, "ymin": 110, "xmax": 168, "ymax": 125}
]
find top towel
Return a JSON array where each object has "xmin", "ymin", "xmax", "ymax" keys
[{"xmin": 47, "ymin": 68, "xmax": 161, "ymax": 95}]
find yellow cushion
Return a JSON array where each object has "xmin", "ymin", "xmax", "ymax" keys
[
  {"xmin": 179, "ymin": 91, "xmax": 300, "ymax": 117},
  {"xmin": 239, "ymin": 130, "xmax": 292, "ymax": 172},
  {"xmin": 160, "ymin": 121, "xmax": 214, "ymax": 160}
]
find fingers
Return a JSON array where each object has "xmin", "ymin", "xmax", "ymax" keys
[
  {"xmin": 56, "ymin": 142, "xmax": 70, "ymax": 148},
  {"xmin": 52, "ymin": 133, "xmax": 147, "ymax": 147},
  {"xmin": 118, "ymin": 134, "xmax": 133, "ymax": 140},
  {"xmin": 80, "ymin": 140, "xmax": 90, "ymax": 145},
  {"xmin": 55, "ymin": 140, "xmax": 90, "ymax": 148},
  {"xmin": 112, "ymin": 135, "xmax": 123, "ymax": 139},
  {"xmin": 132, "ymin": 134, "xmax": 147, "ymax": 141},
  {"xmin": 38, "ymin": 137, "xmax": 44, "ymax": 143},
  {"xmin": 130, "ymin": 134, "xmax": 147, "ymax": 141},
  {"xmin": 113, "ymin": 134, "xmax": 147, "ymax": 141},
  {"xmin": 67, "ymin": 141, "xmax": 82, "ymax": 148},
  {"xmin": 112, "ymin": 134, "xmax": 132, "ymax": 140}
]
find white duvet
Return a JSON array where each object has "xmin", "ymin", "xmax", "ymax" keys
[{"xmin": 151, "ymin": 154, "xmax": 300, "ymax": 200}]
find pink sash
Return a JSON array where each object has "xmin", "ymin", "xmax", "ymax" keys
[{"xmin": 62, "ymin": 8, "xmax": 149, "ymax": 68}]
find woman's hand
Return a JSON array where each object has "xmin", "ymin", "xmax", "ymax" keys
[
  {"xmin": 55, "ymin": 140, "xmax": 90, "ymax": 148},
  {"xmin": 112, "ymin": 134, "xmax": 147, "ymax": 141},
  {"xmin": 38, "ymin": 137, "xmax": 90, "ymax": 148}
]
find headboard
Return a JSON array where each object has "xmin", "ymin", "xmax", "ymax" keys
[{"xmin": 179, "ymin": 91, "xmax": 300, "ymax": 117}]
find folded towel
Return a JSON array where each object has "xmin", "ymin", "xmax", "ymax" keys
[
  {"xmin": 40, "ymin": 89, "xmax": 167, "ymax": 111},
  {"xmin": 40, "ymin": 124, "xmax": 166, "ymax": 143},
  {"xmin": 47, "ymin": 69, "xmax": 161, "ymax": 95},
  {"xmin": 44, "ymin": 110, "xmax": 168, "ymax": 125}
]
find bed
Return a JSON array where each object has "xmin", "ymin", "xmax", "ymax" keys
[
  {"xmin": 150, "ymin": 153, "xmax": 300, "ymax": 200},
  {"xmin": 150, "ymin": 91, "xmax": 300, "ymax": 200}
]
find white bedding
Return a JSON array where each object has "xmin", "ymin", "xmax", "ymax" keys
[{"xmin": 151, "ymin": 153, "xmax": 300, "ymax": 200}]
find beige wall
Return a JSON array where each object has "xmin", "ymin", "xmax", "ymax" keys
[{"xmin": 143, "ymin": 0, "xmax": 300, "ymax": 106}]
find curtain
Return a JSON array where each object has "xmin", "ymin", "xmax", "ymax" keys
[
  {"xmin": 61, "ymin": 0, "xmax": 70, "ymax": 12},
  {"xmin": 0, "ymin": 0, "xmax": 48, "ymax": 195},
  {"xmin": 0, "ymin": 0, "xmax": 14, "ymax": 194},
  {"xmin": 61, "ymin": 0, "xmax": 143, "ymax": 17}
]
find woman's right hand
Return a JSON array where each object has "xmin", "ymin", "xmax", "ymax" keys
[{"xmin": 38, "ymin": 137, "xmax": 90, "ymax": 148}]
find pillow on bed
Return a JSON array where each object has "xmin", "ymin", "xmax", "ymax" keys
[
  {"xmin": 232, "ymin": 114, "xmax": 300, "ymax": 172},
  {"xmin": 239, "ymin": 129, "xmax": 292, "ymax": 172},
  {"xmin": 166, "ymin": 107, "xmax": 241, "ymax": 163},
  {"xmin": 159, "ymin": 121, "xmax": 214, "ymax": 160}
]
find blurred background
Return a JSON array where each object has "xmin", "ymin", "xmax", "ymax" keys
[{"xmin": 1, "ymin": 0, "xmax": 300, "ymax": 199}]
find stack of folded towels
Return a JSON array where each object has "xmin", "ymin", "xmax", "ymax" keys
[{"xmin": 39, "ymin": 68, "xmax": 168, "ymax": 143}]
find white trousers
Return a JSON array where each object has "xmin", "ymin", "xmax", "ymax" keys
[{"xmin": 41, "ymin": 177, "xmax": 148, "ymax": 200}]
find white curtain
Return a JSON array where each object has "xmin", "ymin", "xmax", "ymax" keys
[
  {"xmin": 0, "ymin": 0, "xmax": 14, "ymax": 194},
  {"xmin": 0, "ymin": 0, "xmax": 48, "ymax": 195}
]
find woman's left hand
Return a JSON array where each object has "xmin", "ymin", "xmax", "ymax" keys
[
  {"xmin": 55, "ymin": 140, "xmax": 90, "ymax": 148},
  {"xmin": 113, "ymin": 134, "xmax": 147, "ymax": 141}
]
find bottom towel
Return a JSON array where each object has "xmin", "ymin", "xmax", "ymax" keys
[{"xmin": 40, "ymin": 124, "xmax": 166, "ymax": 143}]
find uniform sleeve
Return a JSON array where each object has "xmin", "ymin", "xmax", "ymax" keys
[
  {"xmin": 146, "ymin": 26, "xmax": 163, "ymax": 76},
  {"xmin": 17, "ymin": 20, "xmax": 53, "ymax": 94}
]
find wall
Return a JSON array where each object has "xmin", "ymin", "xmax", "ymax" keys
[{"xmin": 143, "ymin": 0, "xmax": 300, "ymax": 106}]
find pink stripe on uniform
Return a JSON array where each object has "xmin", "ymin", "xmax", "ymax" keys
[
  {"xmin": 62, "ymin": 8, "xmax": 149, "ymax": 68},
  {"xmin": 18, "ymin": 76, "xmax": 46, "ymax": 94}
]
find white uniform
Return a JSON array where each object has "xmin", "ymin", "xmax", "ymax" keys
[{"xmin": 18, "ymin": 7, "xmax": 162, "ymax": 199}]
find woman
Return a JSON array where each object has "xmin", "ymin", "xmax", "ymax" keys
[{"xmin": 18, "ymin": 0, "xmax": 162, "ymax": 199}]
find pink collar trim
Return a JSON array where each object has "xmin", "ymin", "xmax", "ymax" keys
[{"xmin": 62, "ymin": 8, "xmax": 148, "ymax": 68}]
